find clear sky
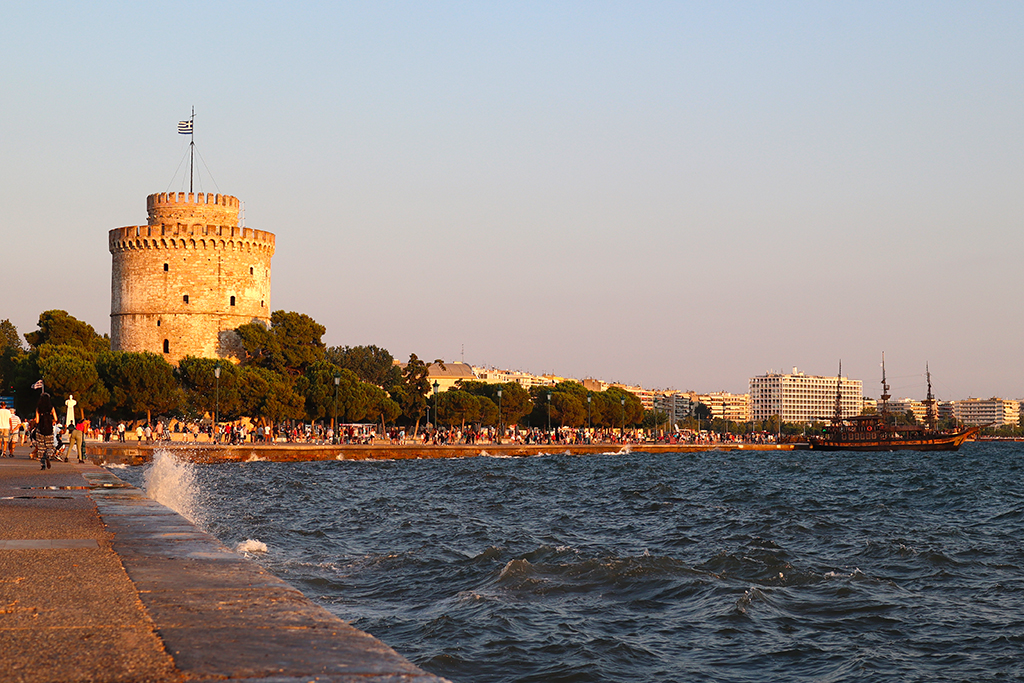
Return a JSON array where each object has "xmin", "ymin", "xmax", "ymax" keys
[{"xmin": 2, "ymin": 2, "xmax": 1022, "ymax": 401}]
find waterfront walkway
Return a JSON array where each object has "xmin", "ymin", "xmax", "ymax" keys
[
  {"xmin": 85, "ymin": 440, "xmax": 799, "ymax": 465},
  {"xmin": 0, "ymin": 445, "xmax": 448, "ymax": 683}
]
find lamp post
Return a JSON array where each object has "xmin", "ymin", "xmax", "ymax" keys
[
  {"xmin": 546, "ymin": 391, "xmax": 552, "ymax": 436},
  {"xmin": 621, "ymin": 396, "xmax": 626, "ymax": 439},
  {"xmin": 433, "ymin": 380, "xmax": 440, "ymax": 432},
  {"xmin": 587, "ymin": 393, "xmax": 592, "ymax": 434},
  {"xmin": 496, "ymin": 388, "xmax": 503, "ymax": 444},
  {"xmin": 333, "ymin": 374, "xmax": 340, "ymax": 444},
  {"xmin": 213, "ymin": 363, "xmax": 221, "ymax": 444}
]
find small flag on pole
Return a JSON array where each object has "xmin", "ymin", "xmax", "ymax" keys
[
  {"xmin": 178, "ymin": 120, "xmax": 193, "ymax": 135},
  {"xmin": 31, "ymin": 379, "xmax": 44, "ymax": 390}
]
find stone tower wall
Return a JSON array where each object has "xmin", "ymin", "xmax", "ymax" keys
[{"xmin": 109, "ymin": 192, "xmax": 275, "ymax": 363}]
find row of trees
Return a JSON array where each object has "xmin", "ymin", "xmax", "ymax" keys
[{"xmin": 0, "ymin": 310, "xmax": 649, "ymax": 430}]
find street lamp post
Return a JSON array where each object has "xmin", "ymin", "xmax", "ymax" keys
[
  {"xmin": 621, "ymin": 397, "xmax": 626, "ymax": 439},
  {"xmin": 213, "ymin": 363, "xmax": 221, "ymax": 444},
  {"xmin": 587, "ymin": 393, "xmax": 592, "ymax": 437},
  {"xmin": 546, "ymin": 391, "xmax": 552, "ymax": 437},
  {"xmin": 496, "ymin": 388, "xmax": 503, "ymax": 444},
  {"xmin": 333, "ymin": 374, "xmax": 340, "ymax": 444},
  {"xmin": 433, "ymin": 380, "xmax": 440, "ymax": 434}
]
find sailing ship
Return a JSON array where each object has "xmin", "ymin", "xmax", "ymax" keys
[{"xmin": 807, "ymin": 356, "xmax": 981, "ymax": 452}]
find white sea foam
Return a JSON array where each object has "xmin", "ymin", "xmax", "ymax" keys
[
  {"xmin": 237, "ymin": 538, "xmax": 268, "ymax": 554},
  {"xmin": 143, "ymin": 450, "xmax": 205, "ymax": 526},
  {"xmin": 245, "ymin": 453, "xmax": 268, "ymax": 462},
  {"xmin": 104, "ymin": 463, "xmax": 130, "ymax": 469}
]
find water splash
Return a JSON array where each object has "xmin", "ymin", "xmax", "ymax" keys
[
  {"xmin": 237, "ymin": 538, "xmax": 268, "ymax": 553},
  {"xmin": 143, "ymin": 449, "xmax": 205, "ymax": 527}
]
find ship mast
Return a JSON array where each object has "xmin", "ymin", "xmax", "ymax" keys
[
  {"xmin": 833, "ymin": 360, "xmax": 843, "ymax": 422},
  {"xmin": 923, "ymin": 363, "xmax": 937, "ymax": 429},
  {"xmin": 880, "ymin": 352, "xmax": 891, "ymax": 420}
]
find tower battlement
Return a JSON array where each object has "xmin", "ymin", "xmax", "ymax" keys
[
  {"xmin": 147, "ymin": 192, "xmax": 240, "ymax": 225},
  {"xmin": 108, "ymin": 225, "xmax": 276, "ymax": 253}
]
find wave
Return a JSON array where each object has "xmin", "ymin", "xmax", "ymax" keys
[
  {"xmin": 237, "ymin": 538, "xmax": 268, "ymax": 553},
  {"xmin": 142, "ymin": 449, "xmax": 206, "ymax": 527}
]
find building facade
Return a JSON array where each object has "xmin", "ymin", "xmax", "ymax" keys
[
  {"xmin": 693, "ymin": 392, "xmax": 751, "ymax": 422},
  {"xmin": 749, "ymin": 368, "xmax": 863, "ymax": 424},
  {"xmin": 109, "ymin": 192, "xmax": 275, "ymax": 363},
  {"xmin": 952, "ymin": 398, "xmax": 1021, "ymax": 427}
]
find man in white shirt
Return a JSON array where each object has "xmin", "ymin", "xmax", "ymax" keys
[
  {"xmin": 8, "ymin": 413, "xmax": 20, "ymax": 454},
  {"xmin": 0, "ymin": 402, "xmax": 11, "ymax": 457}
]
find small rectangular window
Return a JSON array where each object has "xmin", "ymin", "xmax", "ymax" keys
[
  {"xmin": 230, "ymin": 296, "xmax": 236, "ymax": 306},
  {"xmin": 250, "ymin": 266, "xmax": 254, "ymax": 275},
  {"xmin": 183, "ymin": 295, "xmax": 189, "ymax": 304},
  {"xmin": 164, "ymin": 263, "xmax": 169, "ymax": 271},
  {"xmin": 157, "ymin": 320, "xmax": 161, "ymax": 327},
  {"xmin": 163, "ymin": 339, "xmax": 169, "ymax": 354}
]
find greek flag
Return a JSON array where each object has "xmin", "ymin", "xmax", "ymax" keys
[
  {"xmin": 178, "ymin": 120, "xmax": 193, "ymax": 135},
  {"xmin": 31, "ymin": 379, "xmax": 44, "ymax": 390}
]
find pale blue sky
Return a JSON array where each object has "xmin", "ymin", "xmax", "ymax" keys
[{"xmin": 2, "ymin": 2, "xmax": 1022, "ymax": 400}]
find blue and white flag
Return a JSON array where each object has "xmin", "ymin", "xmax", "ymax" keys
[
  {"xmin": 178, "ymin": 120, "xmax": 193, "ymax": 135},
  {"xmin": 31, "ymin": 379, "xmax": 44, "ymax": 390}
]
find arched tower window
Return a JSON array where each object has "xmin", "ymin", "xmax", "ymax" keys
[
  {"xmin": 164, "ymin": 263, "xmax": 169, "ymax": 271},
  {"xmin": 183, "ymin": 294, "xmax": 189, "ymax": 304},
  {"xmin": 163, "ymin": 339, "xmax": 169, "ymax": 354},
  {"xmin": 250, "ymin": 266, "xmax": 254, "ymax": 275},
  {"xmin": 230, "ymin": 296, "xmax": 236, "ymax": 307}
]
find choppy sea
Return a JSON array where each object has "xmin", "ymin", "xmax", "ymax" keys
[{"xmin": 112, "ymin": 443, "xmax": 1024, "ymax": 682}]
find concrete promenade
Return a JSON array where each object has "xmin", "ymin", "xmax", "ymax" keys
[
  {"xmin": 85, "ymin": 440, "xmax": 799, "ymax": 466},
  {"xmin": 0, "ymin": 444, "xmax": 449, "ymax": 683}
]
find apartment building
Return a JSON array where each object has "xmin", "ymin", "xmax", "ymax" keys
[
  {"xmin": 693, "ymin": 392, "xmax": 751, "ymax": 422},
  {"xmin": 952, "ymin": 398, "xmax": 1021, "ymax": 427},
  {"xmin": 749, "ymin": 368, "xmax": 863, "ymax": 423}
]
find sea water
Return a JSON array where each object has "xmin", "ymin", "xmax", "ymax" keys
[{"xmin": 116, "ymin": 445, "xmax": 1024, "ymax": 682}]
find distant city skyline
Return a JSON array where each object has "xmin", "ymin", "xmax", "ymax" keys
[{"xmin": 3, "ymin": 3, "xmax": 1022, "ymax": 401}]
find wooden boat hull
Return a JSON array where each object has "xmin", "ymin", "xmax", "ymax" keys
[{"xmin": 808, "ymin": 426, "xmax": 981, "ymax": 452}]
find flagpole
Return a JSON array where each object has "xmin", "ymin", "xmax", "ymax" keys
[{"xmin": 189, "ymin": 106, "xmax": 195, "ymax": 193}]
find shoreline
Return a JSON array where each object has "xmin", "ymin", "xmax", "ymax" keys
[{"xmin": 84, "ymin": 440, "xmax": 800, "ymax": 465}]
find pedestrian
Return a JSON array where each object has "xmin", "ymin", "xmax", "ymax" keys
[
  {"xmin": 69, "ymin": 418, "xmax": 87, "ymax": 463},
  {"xmin": 34, "ymin": 393, "xmax": 58, "ymax": 469},
  {"xmin": 136, "ymin": 424, "xmax": 144, "ymax": 442},
  {"xmin": 8, "ymin": 412, "xmax": 21, "ymax": 456},
  {"xmin": 117, "ymin": 422, "xmax": 126, "ymax": 442},
  {"xmin": 0, "ymin": 401, "xmax": 11, "ymax": 457}
]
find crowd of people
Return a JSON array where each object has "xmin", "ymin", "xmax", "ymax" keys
[{"xmin": 0, "ymin": 392, "xmax": 786, "ymax": 460}]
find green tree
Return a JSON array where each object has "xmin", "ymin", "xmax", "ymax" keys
[
  {"xmin": 363, "ymin": 384, "xmax": 401, "ymax": 430},
  {"xmin": 35, "ymin": 345, "xmax": 109, "ymax": 415},
  {"xmin": 396, "ymin": 354, "xmax": 443, "ymax": 433},
  {"xmin": 455, "ymin": 380, "xmax": 533, "ymax": 426},
  {"xmin": 270, "ymin": 310, "xmax": 326, "ymax": 374},
  {"xmin": 237, "ymin": 366, "xmax": 305, "ymax": 424},
  {"xmin": 236, "ymin": 310, "xmax": 326, "ymax": 376},
  {"xmin": 551, "ymin": 391, "xmax": 586, "ymax": 427},
  {"xmin": 98, "ymin": 351, "xmax": 181, "ymax": 422},
  {"xmin": 235, "ymin": 321, "xmax": 281, "ymax": 372},
  {"xmin": 24, "ymin": 310, "xmax": 108, "ymax": 353},
  {"xmin": 0, "ymin": 319, "xmax": 22, "ymax": 354},
  {"xmin": 0, "ymin": 319, "xmax": 25, "ymax": 398},
  {"xmin": 175, "ymin": 356, "xmax": 241, "ymax": 420},
  {"xmin": 326, "ymin": 345, "xmax": 400, "ymax": 388},
  {"xmin": 642, "ymin": 409, "xmax": 669, "ymax": 432},
  {"xmin": 437, "ymin": 389, "xmax": 481, "ymax": 428}
]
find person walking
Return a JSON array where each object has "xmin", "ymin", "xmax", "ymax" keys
[
  {"xmin": 8, "ymin": 412, "xmax": 20, "ymax": 456},
  {"xmin": 34, "ymin": 393, "xmax": 58, "ymax": 469},
  {"xmin": 0, "ymin": 401, "xmax": 11, "ymax": 457},
  {"xmin": 69, "ymin": 418, "xmax": 87, "ymax": 463}
]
